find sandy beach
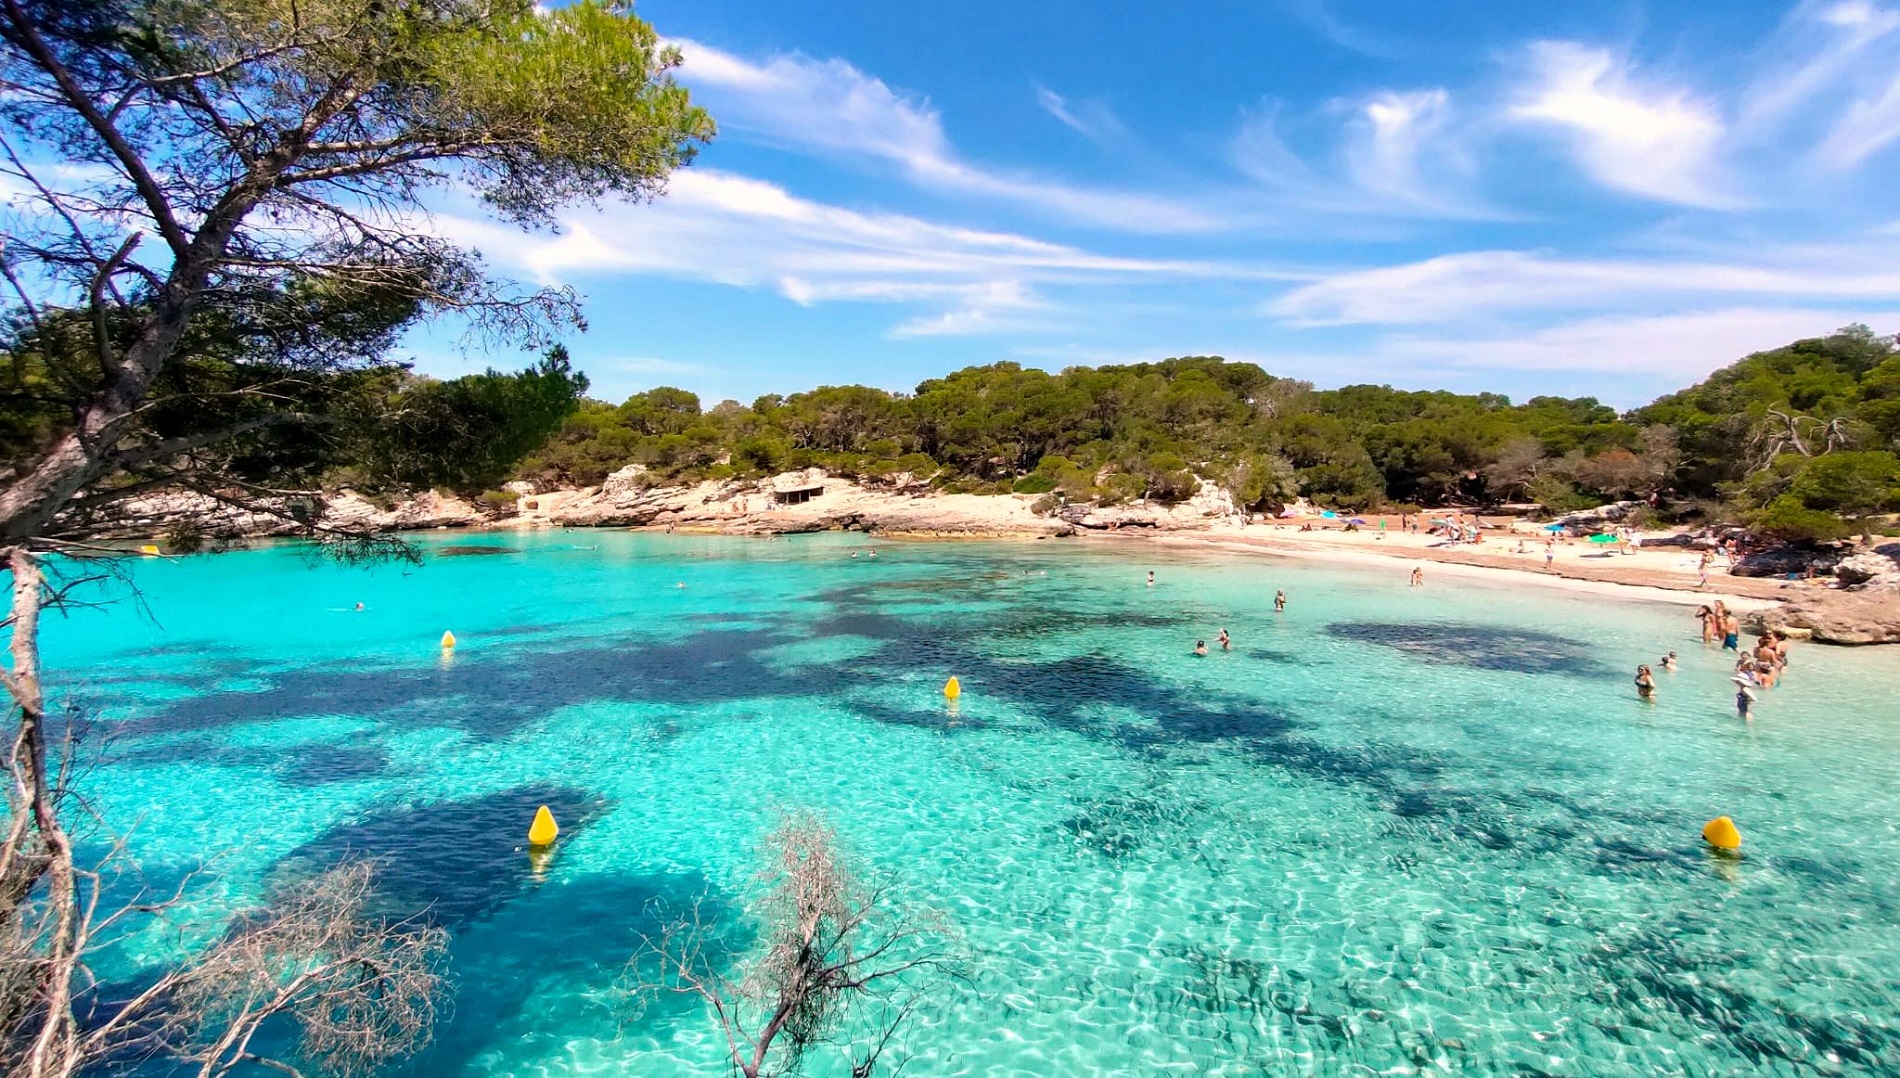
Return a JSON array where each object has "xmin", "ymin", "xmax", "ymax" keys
[{"xmin": 1118, "ymin": 520, "xmax": 1790, "ymax": 610}]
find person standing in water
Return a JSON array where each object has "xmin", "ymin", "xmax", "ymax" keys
[
  {"xmin": 1274, "ymin": 590, "xmax": 1287, "ymax": 612},
  {"xmin": 1634, "ymin": 665, "xmax": 1656, "ymax": 701},
  {"xmin": 1409, "ymin": 567, "xmax": 1423, "ymax": 588},
  {"xmin": 1217, "ymin": 628, "xmax": 1231, "ymax": 651},
  {"xmin": 1147, "ymin": 570, "xmax": 1155, "ymax": 587},
  {"xmin": 1694, "ymin": 605, "xmax": 1715, "ymax": 644},
  {"xmin": 1721, "ymin": 610, "xmax": 1741, "ymax": 652},
  {"xmin": 1661, "ymin": 651, "xmax": 1678, "ymax": 672},
  {"xmin": 1735, "ymin": 680, "xmax": 1758, "ymax": 720}
]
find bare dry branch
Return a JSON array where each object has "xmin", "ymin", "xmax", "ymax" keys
[{"xmin": 628, "ymin": 811, "xmax": 964, "ymax": 1078}]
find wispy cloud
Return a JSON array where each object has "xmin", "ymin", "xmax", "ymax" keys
[
  {"xmin": 669, "ymin": 39, "xmax": 1220, "ymax": 233},
  {"xmin": 434, "ymin": 170, "xmax": 1268, "ymax": 337},
  {"xmin": 1343, "ymin": 89, "xmax": 1495, "ymax": 217},
  {"xmin": 1231, "ymin": 93, "xmax": 1497, "ymax": 221},
  {"xmin": 1266, "ymin": 244, "xmax": 1900, "ymax": 325},
  {"xmin": 1508, "ymin": 42, "xmax": 1739, "ymax": 209},
  {"xmin": 1035, "ymin": 86, "xmax": 1128, "ymax": 146}
]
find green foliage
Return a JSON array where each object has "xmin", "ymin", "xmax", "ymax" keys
[
  {"xmin": 349, "ymin": 347, "xmax": 589, "ymax": 492},
  {"xmin": 1749, "ymin": 495, "xmax": 1855, "ymax": 542}
]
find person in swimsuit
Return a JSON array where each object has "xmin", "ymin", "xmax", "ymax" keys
[
  {"xmin": 1752, "ymin": 637, "xmax": 1780, "ymax": 686},
  {"xmin": 1147, "ymin": 570, "xmax": 1155, "ymax": 587},
  {"xmin": 1274, "ymin": 590, "xmax": 1286, "ymax": 612},
  {"xmin": 1694, "ymin": 605, "xmax": 1715, "ymax": 644},
  {"xmin": 1409, "ymin": 567, "xmax": 1424, "ymax": 588},
  {"xmin": 1721, "ymin": 612, "xmax": 1741, "ymax": 651},
  {"xmin": 1193, "ymin": 639, "xmax": 1208, "ymax": 656},
  {"xmin": 1661, "ymin": 651, "xmax": 1678, "ymax": 672},
  {"xmin": 1634, "ymin": 665, "xmax": 1656, "ymax": 701},
  {"xmin": 1736, "ymin": 681, "xmax": 1757, "ymax": 720},
  {"xmin": 1545, "ymin": 540, "xmax": 1556, "ymax": 571},
  {"xmin": 1217, "ymin": 628, "xmax": 1231, "ymax": 651}
]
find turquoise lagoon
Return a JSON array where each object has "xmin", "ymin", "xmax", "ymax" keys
[{"xmin": 43, "ymin": 531, "xmax": 1900, "ymax": 1076}]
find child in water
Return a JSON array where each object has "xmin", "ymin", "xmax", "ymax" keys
[{"xmin": 1660, "ymin": 651, "xmax": 1678, "ymax": 672}]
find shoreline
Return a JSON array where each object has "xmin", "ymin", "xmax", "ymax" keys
[
  {"xmin": 1105, "ymin": 530, "xmax": 1779, "ymax": 611},
  {"xmin": 100, "ymin": 473, "xmax": 1896, "ymax": 642}
]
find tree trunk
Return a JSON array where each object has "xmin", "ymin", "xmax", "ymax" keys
[{"xmin": 5, "ymin": 547, "xmax": 84, "ymax": 1077}]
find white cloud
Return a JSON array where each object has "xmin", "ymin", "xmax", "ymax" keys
[
  {"xmin": 1372, "ymin": 307, "xmax": 1900, "ymax": 377},
  {"xmin": 1035, "ymin": 87, "xmax": 1127, "ymax": 145},
  {"xmin": 1266, "ymin": 247, "xmax": 1900, "ymax": 325},
  {"xmin": 1509, "ymin": 42, "xmax": 1739, "ymax": 208},
  {"xmin": 1814, "ymin": 72, "xmax": 1900, "ymax": 167},
  {"xmin": 435, "ymin": 170, "xmax": 1255, "ymax": 337},
  {"xmin": 1344, "ymin": 89, "xmax": 1492, "ymax": 217},
  {"xmin": 670, "ymin": 39, "xmax": 1220, "ymax": 232},
  {"xmin": 1731, "ymin": 1, "xmax": 1900, "ymax": 169},
  {"xmin": 1741, "ymin": 1, "xmax": 1900, "ymax": 132}
]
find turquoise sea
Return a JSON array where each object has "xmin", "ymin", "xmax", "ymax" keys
[{"xmin": 40, "ymin": 531, "xmax": 1900, "ymax": 1076}]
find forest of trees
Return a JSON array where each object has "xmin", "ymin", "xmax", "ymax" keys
[{"xmin": 515, "ymin": 326, "xmax": 1900, "ymax": 541}]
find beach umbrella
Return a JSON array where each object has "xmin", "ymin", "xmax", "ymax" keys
[
  {"xmin": 1588, "ymin": 533, "xmax": 1618, "ymax": 544},
  {"xmin": 1543, "ymin": 523, "xmax": 1566, "ymax": 532},
  {"xmin": 1348, "ymin": 517, "xmax": 1368, "ymax": 525},
  {"xmin": 1320, "ymin": 510, "xmax": 1337, "ymax": 519},
  {"xmin": 1431, "ymin": 518, "xmax": 1453, "ymax": 526}
]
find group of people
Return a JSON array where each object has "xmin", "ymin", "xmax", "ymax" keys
[
  {"xmin": 1633, "ymin": 601, "xmax": 1793, "ymax": 719},
  {"xmin": 1184, "ymin": 577, "xmax": 1287, "ymax": 655}
]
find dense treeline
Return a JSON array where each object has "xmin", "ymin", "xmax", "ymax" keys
[
  {"xmin": 0, "ymin": 300, "xmax": 590, "ymax": 512},
  {"xmin": 518, "ymin": 327, "xmax": 1900, "ymax": 538}
]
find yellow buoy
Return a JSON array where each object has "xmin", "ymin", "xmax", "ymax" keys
[
  {"xmin": 527, "ymin": 805, "xmax": 559, "ymax": 847},
  {"xmin": 440, "ymin": 630, "xmax": 457, "ymax": 649},
  {"xmin": 943, "ymin": 676, "xmax": 961, "ymax": 700},
  {"xmin": 138, "ymin": 544, "xmax": 160, "ymax": 555},
  {"xmin": 1702, "ymin": 816, "xmax": 1741, "ymax": 852}
]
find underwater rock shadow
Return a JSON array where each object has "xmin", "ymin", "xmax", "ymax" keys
[
  {"xmin": 124, "ymin": 624, "xmax": 844, "ymax": 741},
  {"xmin": 270, "ymin": 783, "xmax": 614, "ymax": 928},
  {"xmin": 1322, "ymin": 621, "xmax": 1615, "ymax": 677},
  {"xmin": 397, "ymin": 868, "xmax": 743, "ymax": 1078}
]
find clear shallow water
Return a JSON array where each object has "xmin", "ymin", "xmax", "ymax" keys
[{"xmin": 39, "ymin": 531, "xmax": 1900, "ymax": 1076}]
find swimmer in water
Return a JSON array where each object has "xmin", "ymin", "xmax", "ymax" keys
[
  {"xmin": 1660, "ymin": 650, "xmax": 1678, "ymax": 672},
  {"xmin": 1193, "ymin": 639, "xmax": 1208, "ymax": 656},
  {"xmin": 353, "ymin": 602, "xmax": 365, "ymax": 611},
  {"xmin": 1634, "ymin": 664, "xmax": 1656, "ymax": 701},
  {"xmin": 1147, "ymin": 570, "xmax": 1155, "ymax": 587},
  {"xmin": 1217, "ymin": 628, "xmax": 1231, "ymax": 651},
  {"xmin": 1274, "ymin": 590, "xmax": 1286, "ymax": 612}
]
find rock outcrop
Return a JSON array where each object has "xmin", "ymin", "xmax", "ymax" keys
[
  {"xmin": 1064, "ymin": 480, "xmax": 1243, "ymax": 531},
  {"xmin": 1756, "ymin": 589, "xmax": 1900, "ymax": 645},
  {"xmin": 1832, "ymin": 545, "xmax": 1900, "ymax": 588}
]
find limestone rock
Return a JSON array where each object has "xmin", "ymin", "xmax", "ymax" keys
[
  {"xmin": 1755, "ymin": 589, "xmax": 1900, "ymax": 645},
  {"xmin": 1553, "ymin": 501, "xmax": 1640, "ymax": 527},
  {"xmin": 1833, "ymin": 545, "xmax": 1900, "ymax": 588}
]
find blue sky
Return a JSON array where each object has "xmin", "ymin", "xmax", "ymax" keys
[{"xmin": 422, "ymin": 0, "xmax": 1900, "ymax": 409}]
